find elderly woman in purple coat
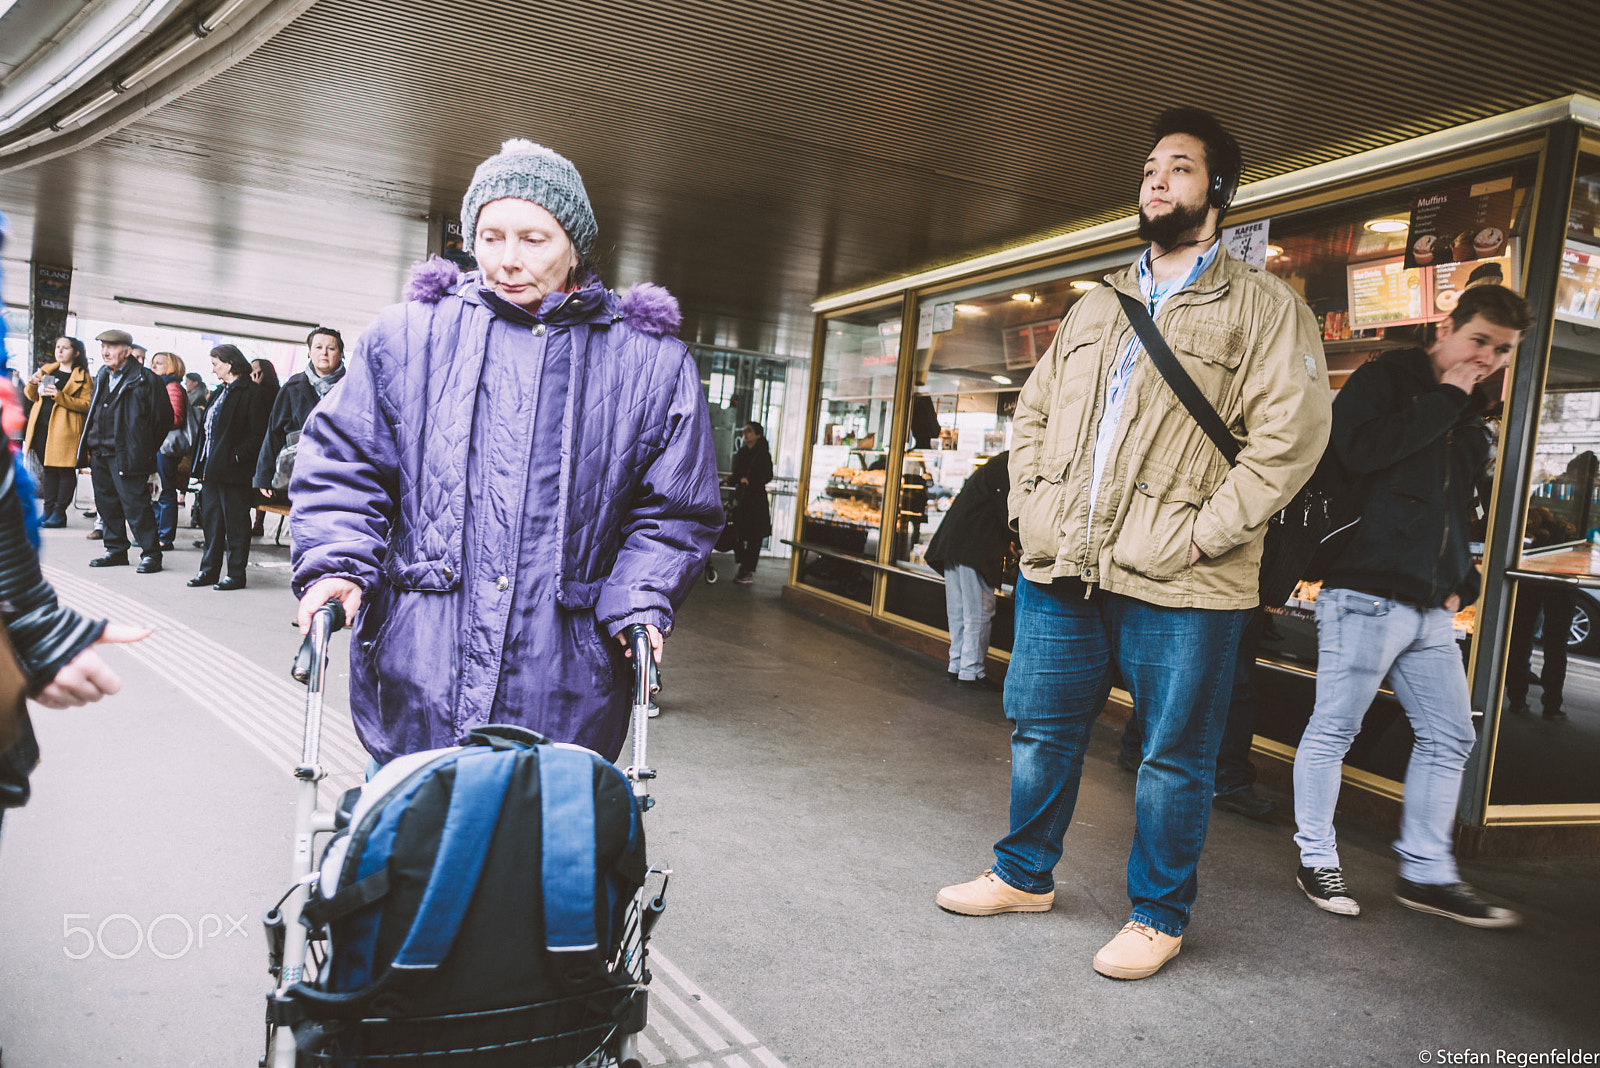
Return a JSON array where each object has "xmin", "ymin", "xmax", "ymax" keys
[{"xmin": 289, "ymin": 140, "xmax": 722, "ymax": 766}]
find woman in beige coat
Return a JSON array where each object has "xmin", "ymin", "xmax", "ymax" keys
[{"xmin": 23, "ymin": 335, "xmax": 94, "ymax": 528}]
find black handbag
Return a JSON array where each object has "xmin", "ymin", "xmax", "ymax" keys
[{"xmin": 1110, "ymin": 287, "xmax": 1346, "ymax": 607}]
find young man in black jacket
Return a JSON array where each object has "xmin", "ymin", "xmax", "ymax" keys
[{"xmin": 1292, "ymin": 284, "xmax": 1530, "ymax": 928}]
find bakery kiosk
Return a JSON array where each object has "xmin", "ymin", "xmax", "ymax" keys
[{"xmin": 786, "ymin": 96, "xmax": 1600, "ymax": 855}]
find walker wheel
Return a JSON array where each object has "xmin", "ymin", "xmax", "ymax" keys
[{"xmin": 705, "ymin": 566, "xmax": 718, "ymax": 584}]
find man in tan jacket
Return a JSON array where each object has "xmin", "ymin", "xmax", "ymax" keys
[{"xmin": 937, "ymin": 108, "xmax": 1331, "ymax": 980}]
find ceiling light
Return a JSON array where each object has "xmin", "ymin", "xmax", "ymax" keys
[
  {"xmin": 1070, "ymin": 280, "xmax": 1099, "ymax": 291},
  {"xmin": 1364, "ymin": 218, "xmax": 1409, "ymax": 233},
  {"xmin": 990, "ymin": 375, "xmax": 1013, "ymax": 385},
  {"xmin": 1266, "ymin": 244, "xmax": 1284, "ymax": 258},
  {"xmin": 954, "ymin": 304, "xmax": 982, "ymax": 314},
  {"xmin": 1011, "ymin": 293, "xmax": 1034, "ymax": 302}
]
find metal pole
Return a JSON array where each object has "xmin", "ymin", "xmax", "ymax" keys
[{"xmin": 1461, "ymin": 120, "xmax": 1581, "ymax": 825}]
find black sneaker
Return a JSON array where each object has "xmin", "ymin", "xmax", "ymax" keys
[
  {"xmin": 1297, "ymin": 865, "xmax": 1360, "ymax": 916},
  {"xmin": 1394, "ymin": 879, "xmax": 1520, "ymax": 929},
  {"xmin": 1213, "ymin": 787, "xmax": 1277, "ymax": 820}
]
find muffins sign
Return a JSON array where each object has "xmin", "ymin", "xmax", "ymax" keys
[{"xmin": 1403, "ymin": 176, "xmax": 1515, "ymax": 271}]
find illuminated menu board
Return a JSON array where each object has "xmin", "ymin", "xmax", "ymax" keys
[
  {"xmin": 1555, "ymin": 246, "xmax": 1600, "ymax": 324},
  {"xmin": 1348, "ymin": 258, "xmax": 1429, "ymax": 329},
  {"xmin": 1432, "ymin": 255, "xmax": 1516, "ymax": 316}
]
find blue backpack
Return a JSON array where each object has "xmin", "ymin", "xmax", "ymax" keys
[{"xmin": 282, "ymin": 726, "xmax": 652, "ymax": 1064}]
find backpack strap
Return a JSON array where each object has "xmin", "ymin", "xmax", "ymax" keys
[
  {"xmin": 540, "ymin": 745, "xmax": 601, "ymax": 955},
  {"xmin": 389, "ymin": 750, "xmax": 515, "ymax": 969},
  {"xmin": 1108, "ymin": 285, "xmax": 1241, "ymax": 467}
]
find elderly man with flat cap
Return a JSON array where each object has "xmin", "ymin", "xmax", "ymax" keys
[{"xmin": 74, "ymin": 329, "xmax": 173, "ymax": 572}]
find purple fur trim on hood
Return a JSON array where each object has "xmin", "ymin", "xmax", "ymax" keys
[
  {"xmin": 405, "ymin": 256, "xmax": 462, "ymax": 303},
  {"xmin": 620, "ymin": 283, "xmax": 681, "ymax": 337}
]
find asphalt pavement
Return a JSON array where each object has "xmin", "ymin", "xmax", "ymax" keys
[{"xmin": 1, "ymin": 519, "xmax": 1596, "ymax": 1068}]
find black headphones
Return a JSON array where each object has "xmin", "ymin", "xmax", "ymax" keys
[{"xmin": 1209, "ymin": 167, "xmax": 1239, "ymax": 212}]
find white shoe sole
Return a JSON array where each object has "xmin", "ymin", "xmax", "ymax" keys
[
  {"xmin": 935, "ymin": 891, "xmax": 1053, "ymax": 916},
  {"xmin": 1298, "ymin": 876, "xmax": 1361, "ymax": 916},
  {"xmin": 1394, "ymin": 894, "xmax": 1520, "ymax": 929},
  {"xmin": 1092, "ymin": 943, "xmax": 1179, "ymax": 980}
]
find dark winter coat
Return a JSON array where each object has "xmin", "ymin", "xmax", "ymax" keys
[
  {"xmin": 254, "ymin": 370, "xmax": 337, "ymax": 489},
  {"xmin": 925, "ymin": 451, "xmax": 1013, "ymax": 588},
  {"xmin": 74, "ymin": 363, "xmax": 173, "ymax": 477},
  {"xmin": 290, "ymin": 259, "xmax": 722, "ymax": 764},
  {"xmin": 729, "ymin": 438, "xmax": 773, "ymax": 539},
  {"xmin": 195, "ymin": 378, "xmax": 271, "ymax": 486},
  {"xmin": 1321, "ymin": 348, "xmax": 1490, "ymax": 608}
]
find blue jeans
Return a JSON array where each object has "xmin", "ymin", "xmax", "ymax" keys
[
  {"xmin": 1293, "ymin": 588, "xmax": 1477, "ymax": 885},
  {"xmin": 155, "ymin": 451, "xmax": 183, "ymax": 543},
  {"xmin": 994, "ymin": 577, "xmax": 1248, "ymax": 936},
  {"xmin": 1119, "ymin": 607, "xmax": 1266, "ymax": 795},
  {"xmin": 944, "ymin": 564, "xmax": 995, "ymax": 680}
]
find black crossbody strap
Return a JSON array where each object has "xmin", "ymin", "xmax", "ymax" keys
[{"xmin": 1108, "ymin": 285, "xmax": 1240, "ymax": 467}]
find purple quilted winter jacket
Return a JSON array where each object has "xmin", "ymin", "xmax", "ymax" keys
[{"xmin": 289, "ymin": 260, "xmax": 721, "ymax": 763}]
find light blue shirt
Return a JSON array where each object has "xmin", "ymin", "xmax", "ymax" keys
[{"xmin": 1085, "ymin": 240, "xmax": 1221, "ymax": 536}]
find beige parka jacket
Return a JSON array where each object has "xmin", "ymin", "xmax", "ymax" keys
[{"xmin": 1009, "ymin": 247, "xmax": 1332, "ymax": 610}]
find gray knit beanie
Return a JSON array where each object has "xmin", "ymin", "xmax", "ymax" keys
[{"xmin": 460, "ymin": 139, "xmax": 597, "ymax": 256}]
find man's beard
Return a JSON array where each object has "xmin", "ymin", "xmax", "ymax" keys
[{"xmin": 1138, "ymin": 197, "xmax": 1211, "ymax": 249}]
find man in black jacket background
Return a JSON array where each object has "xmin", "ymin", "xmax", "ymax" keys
[
  {"xmin": 75, "ymin": 329, "xmax": 172, "ymax": 573},
  {"xmin": 1291, "ymin": 285, "xmax": 1530, "ymax": 929}
]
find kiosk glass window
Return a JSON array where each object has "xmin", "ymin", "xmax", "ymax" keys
[
  {"xmin": 881, "ymin": 262, "xmax": 1129, "ymax": 640},
  {"xmin": 798, "ymin": 301, "xmax": 903, "ymax": 604},
  {"xmin": 1240, "ymin": 156, "xmax": 1538, "ymax": 788},
  {"xmin": 1486, "ymin": 152, "xmax": 1600, "ymax": 807}
]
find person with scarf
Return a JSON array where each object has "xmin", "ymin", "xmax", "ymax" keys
[
  {"xmin": 254, "ymin": 326, "xmax": 347, "ymax": 505},
  {"xmin": 289, "ymin": 138, "xmax": 722, "ymax": 766}
]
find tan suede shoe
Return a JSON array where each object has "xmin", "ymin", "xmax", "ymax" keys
[
  {"xmin": 1092, "ymin": 921, "xmax": 1182, "ymax": 979},
  {"xmin": 935, "ymin": 870, "xmax": 1054, "ymax": 915}
]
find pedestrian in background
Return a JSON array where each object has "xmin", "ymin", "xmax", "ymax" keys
[
  {"xmin": 725, "ymin": 420, "xmax": 772, "ymax": 584},
  {"xmin": 1292, "ymin": 285, "xmax": 1530, "ymax": 929},
  {"xmin": 924, "ymin": 450, "xmax": 1011, "ymax": 688},
  {"xmin": 149, "ymin": 352, "xmax": 189, "ymax": 552},
  {"xmin": 291, "ymin": 138, "xmax": 721, "ymax": 767},
  {"xmin": 255, "ymin": 327, "xmax": 345, "ymax": 505},
  {"xmin": 23, "ymin": 336, "xmax": 92, "ymax": 529},
  {"xmin": 182, "ymin": 372, "xmax": 208, "ymax": 529},
  {"xmin": 188, "ymin": 345, "xmax": 269, "ymax": 590},
  {"xmin": 76, "ymin": 329, "xmax": 172, "ymax": 573},
  {"xmin": 248, "ymin": 359, "xmax": 281, "ymax": 536}
]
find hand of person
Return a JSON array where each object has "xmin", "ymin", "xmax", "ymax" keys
[
  {"xmin": 617, "ymin": 623, "xmax": 664, "ymax": 666},
  {"xmin": 1439, "ymin": 361, "xmax": 1484, "ymax": 394},
  {"xmin": 258, "ymin": 488, "xmax": 274, "ymax": 500},
  {"xmin": 1443, "ymin": 593, "xmax": 1462, "ymax": 613},
  {"xmin": 297, "ymin": 577, "xmax": 363, "ymax": 636},
  {"xmin": 1190, "ymin": 541, "xmax": 1204, "ymax": 566},
  {"xmin": 33, "ymin": 623, "xmax": 152, "ymax": 709},
  {"xmin": 739, "ymin": 477, "xmax": 749, "ymax": 485}
]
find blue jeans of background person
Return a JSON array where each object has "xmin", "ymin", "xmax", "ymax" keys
[
  {"xmin": 155, "ymin": 451, "xmax": 183, "ymax": 544},
  {"xmin": 944, "ymin": 564, "xmax": 995, "ymax": 681},
  {"xmin": 1292, "ymin": 587, "xmax": 1477, "ymax": 885},
  {"xmin": 993, "ymin": 577, "xmax": 1249, "ymax": 936}
]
